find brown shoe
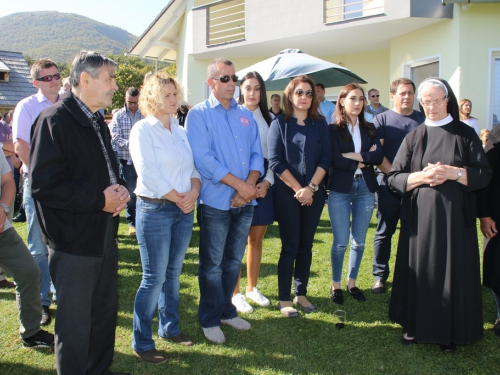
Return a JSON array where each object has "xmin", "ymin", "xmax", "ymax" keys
[
  {"xmin": 134, "ymin": 349, "xmax": 167, "ymax": 364},
  {"xmin": 372, "ymin": 279, "xmax": 385, "ymax": 294},
  {"xmin": 162, "ymin": 333, "xmax": 194, "ymax": 346},
  {"xmin": 0, "ymin": 279, "xmax": 15, "ymax": 288},
  {"xmin": 128, "ymin": 226, "xmax": 137, "ymax": 236}
]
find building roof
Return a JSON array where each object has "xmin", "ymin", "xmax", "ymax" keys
[{"xmin": 0, "ymin": 50, "xmax": 37, "ymax": 108}]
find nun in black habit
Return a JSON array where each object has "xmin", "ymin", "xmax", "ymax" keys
[
  {"xmin": 387, "ymin": 78, "xmax": 492, "ymax": 352},
  {"xmin": 477, "ymin": 123, "xmax": 500, "ymax": 336}
]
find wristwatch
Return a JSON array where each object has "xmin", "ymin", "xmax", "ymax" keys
[
  {"xmin": 456, "ymin": 168, "xmax": 463, "ymax": 181},
  {"xmin": 308, "ymin": 182, "xmax": 319, "ymax": 193},
  {"xmin": 0, "ymin": 203, "xmax": 11, "ymax": 214}
]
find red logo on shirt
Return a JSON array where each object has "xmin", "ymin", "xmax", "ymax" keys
[{"xmin": 239, "ymin": 116, "xmax": 250, "ymax": 126}]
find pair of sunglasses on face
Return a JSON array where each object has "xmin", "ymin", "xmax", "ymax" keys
[
  {"xmin": 36, "ymin": 73, "xmax": 61, "ymax": 82},
  {"xmin": 212, "ymin": 75, "xmax": 239, "ymax": 83},
  {"xmin": 294, "ymin": 89, "xmax": 314, "ymax": 98}
]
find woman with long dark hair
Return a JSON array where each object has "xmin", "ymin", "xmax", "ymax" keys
[
  {"xmin": 327, "ymin": 83, "xmax": 383, "ymax": 305},
  {"xmin": 231, "ymin": 72, "xmax": 274, "ymax": 313},
  {"xmin": 268, "ymin": 75, "xmax": 331, "ymax": 317}
]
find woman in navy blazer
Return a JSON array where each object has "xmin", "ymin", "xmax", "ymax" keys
[
  {"xmin": 327, "ymin": 83, "xmax": 383, "ymax": 305},
  {"xmin": 268, "ymin": 75, "xmax": 331, "ymax": 317}
]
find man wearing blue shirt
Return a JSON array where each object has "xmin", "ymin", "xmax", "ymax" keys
[
  {"xmin": 316, "ymin": 83, "xmax": 335, "ymax": 124},
  {"xmin": 186, "ymin": 58, "xmax": 264, "ymax": 344}
]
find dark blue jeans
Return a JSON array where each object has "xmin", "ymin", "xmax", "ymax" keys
[
  {"xmin": 372, "ymin": 175, "xmax": 402, "ymax": 281},
  {"xmin": 197, "ymin": 204, "xmax": 254, "ymax": 328},
  {"xmin": 120, "ymin": 160, "xmax": 137, "ymax": 227},
  {"xmin": 275, "ymin": 180, "xmax": 325, "ymax": 301}
]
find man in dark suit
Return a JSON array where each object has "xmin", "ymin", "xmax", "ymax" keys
[{"xmin": 30, "ymin": 51, "xmax": 130, "ymax": 375}]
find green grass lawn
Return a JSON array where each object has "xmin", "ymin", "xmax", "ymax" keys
[{"xmin": 1, "ymin": 208, "xmax": 498, "ymax": 375}]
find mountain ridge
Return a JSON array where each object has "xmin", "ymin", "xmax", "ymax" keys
[{"xmin": 0, "ymin": 11, "xmax": 138, "ymax": 63}]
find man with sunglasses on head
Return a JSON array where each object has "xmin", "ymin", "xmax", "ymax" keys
[
  {"xmin": 186, "ymin": 58, "xmax": 264, "ymax": 344},
  {"xmin": 109, "ymin": 87, "xmax": 143, "ymax": 236},
  {"xmin": 365, "ymin": 88, "xmax": 388, "ymax": 119},
  {"xmin": 12, "ymin": 58, "xmax": 61, "ymax": 327}
]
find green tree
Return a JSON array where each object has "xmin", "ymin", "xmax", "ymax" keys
[{"xmin": 108, "ymin": 54, "xmax": 176, "ymax": 110}]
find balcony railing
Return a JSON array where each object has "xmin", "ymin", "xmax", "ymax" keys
[
  {"xmin": 207, "ymin": 0, "xmax": 245, "ymax": 46},
  {"xmin": 324, "ymin": 0, "xmax": 385, "ymax": 24}
]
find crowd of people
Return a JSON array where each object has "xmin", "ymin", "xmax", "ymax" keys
[{"xmin": 0, "ymin": 51, "xmax": 499, "ymax": 374}]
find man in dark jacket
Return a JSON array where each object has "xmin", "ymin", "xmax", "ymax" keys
[{"xmin": 30, "ymin": 51, "xmax": 130, "ymax": 375}]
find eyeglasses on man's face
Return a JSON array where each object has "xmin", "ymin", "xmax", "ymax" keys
[
  {"xmin": 212, "ymin": 75, "xmax": 238, "ymax": 83},
  {"xmin": 36, "ymin": 73, "xmax": 61, "ymax": 82},
  {"xmin": 294, "ymin": 90, "xmax": 314, "ymax": 98},
  {"xmin": 420, "ymin": 97, "xmax": 447, "ymax": 108}
]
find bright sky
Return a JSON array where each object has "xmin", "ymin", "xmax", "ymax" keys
[{"xmin": 0, "ymin": 0, "xmax": 170, "ymax": 36}]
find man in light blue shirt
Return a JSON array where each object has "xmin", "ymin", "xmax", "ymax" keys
[
  {"xmin": 316, "ymin": 83, "xmax": 336, "ymax": 124},
  {"xmin": 186, "ymin": 58, "xmax": 264, "ymax": 344}
]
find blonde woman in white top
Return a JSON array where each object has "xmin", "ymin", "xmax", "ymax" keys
[
  {"xmin": 459, "ymin": 98, "xmax": 479, "ymax": 135},
  {"xmin": 231, "ymin": 71, "xmax": 275, "ymax": 313},
  {"xmin": 129, "ymin": 72, "xmax": 201, "ymax": 363}
]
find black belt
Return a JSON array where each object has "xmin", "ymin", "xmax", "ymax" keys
[
  {"xmin": 138, "ymin": 196, "xmax": 175, "ymax": 205},
  {"xmin": 354, "ymin": 174, "xmax": 363, "ymax": 180}
]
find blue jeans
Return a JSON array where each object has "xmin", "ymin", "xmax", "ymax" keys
[
  {"xmin": 197, "ymin": 204, "xmax": 254, "ymax": 328},
  {"xmin": 328, "ymin": 178, "xmax": 375, "ymax": 283},
  {"xmin": 23, "ymin": 177, "xmax": 52, "ymax": 306},
  {"xmin": 372, "ymin": 174, "xmax": 402, "ymax": 281},
  {"xmin": 132, "ymin": 199, "xmax": 194, "ymax": 352},
  {"xmin": 120, "ymin": 160, "xmax": 137, "ymax": 227}
]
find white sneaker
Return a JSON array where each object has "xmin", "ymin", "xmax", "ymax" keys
[
  {"xmin": 246, "ymin": 287, "xmax": 270, "ymax": 307},
  {"xmin": 231, "ymin": 293, "xmax": 254, "ymax": 313},
  {"xmin": 202, "ymin": 326, "xmax": 225, "ymax": 344},
  {"xmin": 221, "ymin": 317, "xmax": 251, "ymax": 331}
]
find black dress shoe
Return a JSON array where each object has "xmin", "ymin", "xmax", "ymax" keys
[
  {"xmin": 372, "ymin": 279, "xmax": 385, "ymax": 294},
  {"xmin": 347, "ymin": 286, "xmax": 366, "ymax": 302},
  {"xmin": 40, "ymin": 305, "xmax": 51, "ymax": 326},
  {"xmin": 439, "ymin": 344, "xmax": 456, "ymax": 353},
  {"xmin": 401, "ymin": 336, "xmax": 417, "ymax": 346},
  {"xmin": 161, "ymin": 333, "xmax": 194, "ymax": 346},
  {"xmin": 330, "ymin": 288, "xmax": 344, "ymax": 305},
  {"xmin": 12, "ymin": 211, "xmax": 26, "ymax": 222},
  {"xmin": 494, "ymin": 318, "xmax": 500, "ymax": 336}
]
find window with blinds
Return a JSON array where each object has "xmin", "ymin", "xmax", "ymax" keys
[{"xmin": 207, "ymin": 0, "xmax": 245, "ymax": 46}]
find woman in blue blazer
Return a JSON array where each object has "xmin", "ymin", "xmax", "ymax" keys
[
  {"xmin": 268, "ymin": 75, "xmax": 331, "ymax": 317},
  {"xmin": 327, "ymin": 83, "xmax": 383, "ymax": 305}
]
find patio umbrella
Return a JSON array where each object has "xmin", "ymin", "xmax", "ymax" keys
[{"xmin": 236, "ymin": 49, "xmax": 367, "ymax": 91}]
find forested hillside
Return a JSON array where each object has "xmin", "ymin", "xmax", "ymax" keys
[{"xmin": 0, "ymin": 11, "xmax": 138, "ymax": 63}]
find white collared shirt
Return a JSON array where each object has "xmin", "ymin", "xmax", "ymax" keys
[
  {"xmin": 129, "ymin": 115, "xmax": 201, "ymax": 199},
  {"xmin": 252, "ymin": 107, "xmax": 274, "ymax": 185},
  {"xmin": 348, "ymin": 118, "xmax": 362, "ymax": 175}
]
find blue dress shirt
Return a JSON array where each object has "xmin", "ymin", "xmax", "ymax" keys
[{"xmin": 186, "ymin": 94, "xmax": 264, "ymax": 210}]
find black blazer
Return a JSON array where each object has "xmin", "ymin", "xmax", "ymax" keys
[
  {"xmin": 29, "ymin": 91, "xmax": 126, "ymax": 256},
  {"xmin": 268, "ymin": 115, "xmax": 331, "ymax": 185},
  {"xmin": 327, "ymin": 122, "xmax": 383, "ymax": 193}
]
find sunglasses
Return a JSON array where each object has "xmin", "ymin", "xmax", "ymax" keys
[
  {"xmin": 213, "ymin": 75, "xmax": 238, "ymax": 83},
  {"xmin": 294, "ymin": 90, "xmax": 314, "ymax": 98},
  {"xmin": 35, "ymin": 73, "xmax": 61, "ymax": 82},
  {"xmin": 371, "ymin": 95, "xmax": 380, "ymax": 98}
]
